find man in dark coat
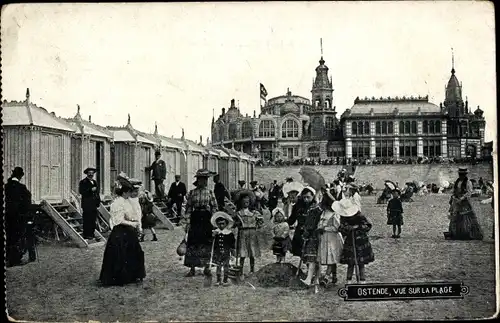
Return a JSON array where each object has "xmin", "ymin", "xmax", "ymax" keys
[
  {"xmin": 145, "ymin": 151, "xmax": 167, "ymax": 201},
  {"xmin": 167, "ymin": 175, "xmax": 187, "ymax": 216},
  {"xmin": 268, "ymin": 180, "xmax": 283, "ymax": 212},
  {"xmin": 79, "ymin": 167, "xmax": 101, "ymax": 240},
  {"xmin": 213, "ymin": 174, "xmax": 230, "ymax": 211},
  {"xmin": 5, "ymin": 167, "xmax": 33, "ymax": 267}
]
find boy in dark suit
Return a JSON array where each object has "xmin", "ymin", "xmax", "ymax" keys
[{"xmin": 167, "ymin": 175, "xmax": 187, "ymax": 216}]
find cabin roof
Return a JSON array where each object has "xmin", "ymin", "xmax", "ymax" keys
[
  {"xmin": 2, "ymin": 101, "xmax": 76, "ymax": 132},
  {"xmin": 106, "ymin": 126, "xmax": 157, "ymax": 145},
  {"xmin": 66, "ymin": 118, "xmax": 113, "ymax": 139},
  {"xmin": 205, "ymin": 147, "xmax": 221, "ymax": 156},
  {"xmin": 184, "ymin": 139, "xmax": 206, "ymax": 153}
]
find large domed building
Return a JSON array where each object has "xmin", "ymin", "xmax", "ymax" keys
[
  {"xmin": 211, "ymin": 54, "xmax": 487, "ymax": 162},
  {"xmin": 211, "ymin": 55, "xmax": 344, "ymax": 161}
]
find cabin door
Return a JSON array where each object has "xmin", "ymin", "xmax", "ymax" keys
[
  {"xmin": 40, "ymin": 133, "xmax": 63, "ymax": 201},
  {"xmin": 141, "ymin": 146, "xmax": 152, "ymax": 191},
  {"xmin": 95, "ymin": 141, "xmax": 105, "ymax": 194}
]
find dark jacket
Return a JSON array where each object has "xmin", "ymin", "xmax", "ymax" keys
[
  {"xmin": 146, "ymin": 159, "xmax": 167, "ymax": 180},
  {"xmin": 167, "ymin": 181, "xmax": 187, "ymax": 201},
  {"xmin": 79, "ymin": 177, "xmax": 101, "ymax": 210},
  {"xmin": 214, "ymin": 182, "xmax": 230, "ymax": 210}
]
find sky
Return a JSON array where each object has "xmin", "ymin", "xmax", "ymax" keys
[{"xmin": 1, "ymin": 1, "xmax": 496, "ymax": 143}]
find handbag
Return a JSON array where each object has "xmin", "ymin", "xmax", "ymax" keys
[{"xmin": 177, "ymin": 233, "xmax": 188, "ymax": 256}]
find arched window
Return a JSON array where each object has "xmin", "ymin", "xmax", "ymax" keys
[
  {"xmin": 228, "ymin": 123, "xmax": 238, "ymax": 139},
  {"xmin": 358, "ymin": 121, "xmax": 364, "ymax": 134},
  {"xmin": 364, "ymin": 121, "xmax": 370, "ymax": 134},
  {"xmin": 308, "ymin": 146, "xmax": 320, "ymax": 158},
  {"xmin": 218, "ymin": 126, "xmax": 225, "ymax": 141},
  {"xmin": 325, "ymin": 117, "xmax": 335, "ymax": 137},
  {"xmin": 258, "ymin": 120, "xmax": 275, "ymax": 138},
  {"xmin": 241, "ymin": 121, "xmax": 253, "ymax": 138},
  {"xmin": 382, "ymin": 121, "xmax": 387, "ymax": 134},
  {"xmin": 429, "ymin": 120, "xmax": 435, "ymax": 133},
  {"xmin": 399, "ymin": 121, "xmax": 404, "ymax": 134},
  {"xmin": 352, "ymin": 122, "xmax": 358, "ymax": 135},
  {"xmin": 388, "ymin": 121, "xmax": 394, "ymax": 134},
  {"xmin": 405, "ymin": 121, "xmax": 410, "ymax": 134},
  {"xmin": 376, "ymin": 121, "xmax": 381, "ymax": 134},
  {"xmin": 281, "ymin": 119, "xmax": 299, "ymax": 138},
  {"xmin": 411, "ymin": 121, "xmax": 417, "ymax": 134},
  {"xmin": 423, "ymin": 120, "xmax": 428, "ymax": 133},
  {"xmin": 435, "ymin": 121, "xmax": 441, "ymax": 134}
]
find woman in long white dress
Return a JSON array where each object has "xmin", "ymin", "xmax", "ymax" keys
[
  {"xmin": 99, "ymin": 177, "xmax": 145, "ymax": 286},
  {"xmin": 317, "ymin": 189, "xmax": 344, "ymax": 287}
]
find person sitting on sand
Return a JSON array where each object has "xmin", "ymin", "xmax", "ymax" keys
[{"xmin": 271, "ymin": 208, "xmax": 292, "ymax": 264}]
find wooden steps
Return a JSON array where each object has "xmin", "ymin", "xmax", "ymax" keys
[
  {"xmin": 40, "ymin": 200, "xmax": 106, "ymax": 248},
  {"xmin": 97, "ymin": 199, "xmax": 113, "ymax": 235},
  {"xmin": 152, "ymin": 199, "xmax": 178, "ymax": 230}
]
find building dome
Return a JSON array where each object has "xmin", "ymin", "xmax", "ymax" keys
[{"xmin": 281, "ymin": 101, "xmax": 300, "ymax": 115}]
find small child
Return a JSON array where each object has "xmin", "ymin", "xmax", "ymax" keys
[
  {"xmin": 210, "ymin": 212, "xmax": 236, "ymax": 286},
  {"xmin": 233, "ymin": 191, "xmax": 264, "ymax": 274},
  {"xmin": 139, "ymin": 190, "xmax": 158, "ymax": 241},
  {"xmin": 387, "ymin": 189, "xmax": 404, "ymax": 238},
  {"xmin": 271, "ymin": 208, "xmax": 292, "ymax": 263}
]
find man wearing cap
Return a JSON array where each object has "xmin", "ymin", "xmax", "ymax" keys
[
  {"xmin": 79, "ymin": 167, "xmax": 101, "ymax": 240},
  {"xmin": 213, "ymin": 174, "xmax": 230, "ymax": 211},
  {"xmin": 268, "ymin": 180, "xmax": 283, "ymax": 213},
  {"xmin": 167, "ymin": 175, "xmax": 187, "ymax": 216},
  {"xmin": 5, "ymin": 167, "xmax": 33, "ymax": 266},
  {"xmin": 145, "ymin": 151, "xmax": 167, "ymax": 201}
]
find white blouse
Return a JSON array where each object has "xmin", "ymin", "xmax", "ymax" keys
[{"xmin": 109, "ymin": 196, "xmax": 139, "ymax": 230}]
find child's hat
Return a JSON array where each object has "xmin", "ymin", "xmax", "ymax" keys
[
  {"xmin": 271, "ymin": 207, "xmax": 285, "ymax": 218},
  {"xmin": 332, "ymin": 198, "xmax": 360, "ymax": 217},
  {"xmin": 210, "ymin": 211, "xmax": 234, "ymax": 229}
]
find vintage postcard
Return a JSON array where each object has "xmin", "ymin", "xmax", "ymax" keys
[{"xmin": 2, "ymin": 1, "xmax": 498, "ymax": 322}]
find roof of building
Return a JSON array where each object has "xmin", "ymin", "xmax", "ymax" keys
[
  {"xmin": 106, "ymin": 115, "xmax": 157, "ymax": 145},
  {"xmin": 345, "ymin": 95, "xmax": 441, "ymax": 116},
  {"xmin": 65, "ymin": 106, "xmax": 113, "ymax": 139},
  {"xmin": 2, "ymin": 99, "xmax": 76, "ymax": 132}
]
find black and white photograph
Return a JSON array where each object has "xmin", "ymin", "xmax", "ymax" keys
[{"xmin": 1, "ymin": 1, "xmax": 498, "ymax": 321}]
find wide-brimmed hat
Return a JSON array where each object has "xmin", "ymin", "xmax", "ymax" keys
[
  {"xmin": 301, "ymin": 186, "xmax": 317, "ymax": 197},
  {"xmin": 115, "ymin": 173, "xmax": 133, "ymax": 190},
  {"xmin": 211, "ymin": 211, "xmax": 234, "ymax": 229},
  {"xmin": 195, "ymin": 168, "xmax": 217, "ymax": 178},
  {"xmin": 238, "ymin": 180, "xmax": 246, "ymax": 185},
  {"xmin": 458, "ymin": 167, "xmax": 468, "ymax": 174},
  {"xmin": 84, "ymin": 167, "xmax": 97, "ymax": 174},
  {"xmin": 332, "ymin": 199, "xmax": 360, "ymax": 217},
  {"xmin": 283, "ymin": 181, "xmax": 304, "ymax": 198},
  {"xmin": 250, "ymin": 180, "xmax": 258, "ymax": 186},
  {"xmin": 384, "ymin": 180, "xmax": 397, "ymax": 191},
  {"xmin": 155, "ymin": 150, "xmax": 161, "ymax": 156},
  {"xmin": 129, "ymin": 178, "xmax": 142, "ymax": 189}
]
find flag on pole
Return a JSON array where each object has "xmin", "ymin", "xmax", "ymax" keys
[{"xmin": 260, "ymin": 83, "xmax": 268, "ymax": 100}]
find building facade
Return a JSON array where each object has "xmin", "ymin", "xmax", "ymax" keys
[
  {"xmin": 211, "ymin": 57, "xmax": 487, "ymax": 161},
  {"xmin": 211, "ymin": 56, "xmax": 344, "ymax": 161}
]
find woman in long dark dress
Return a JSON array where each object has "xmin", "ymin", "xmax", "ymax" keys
[
  {"xmin": 181, "ymin": 169, "xmax": 218, "ymax": 277},
  {"xmin": 447, "ymin": 167, "xmax": 484, "ymax": 240},
  {"xmin": 287, "ymin": 187, "xmax": 316, "ymax": 258},
  {"xmin": 99, "ymin": 178, "xmax": 145, "ymax": 286}
]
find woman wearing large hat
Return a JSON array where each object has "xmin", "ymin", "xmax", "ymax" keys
[
  {"xmin": 446, "ymin": 167, "xmax": 484, "ymax": 240},
  {"xmin": 99, "ymin": 175, "xmax": 145, "ymax": 286},
  {"xmin": 335, "ymin": 198, "xmax": 374, "ymax": 283},
  {"xmin": 181, "ymin": 168, "xmax": 218, "ymax": 277}
]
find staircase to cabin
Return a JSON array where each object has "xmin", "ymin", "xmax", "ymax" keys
[
  {"xmin": 97, "ymin": 198, "xmax": 113, "ymax": 237},
  {"xmin": 40, "ymin": 200, "xmax": 106, "ymax": 248},
  {"xmin": 152, "ymin": 198, "xmax": 178, "ymax": 230}
]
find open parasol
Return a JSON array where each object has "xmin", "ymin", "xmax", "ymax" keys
[
  {"xmin": 298, "ymin": 167, "xmax": 326, "ymax": 193},
  {"xmin": 384, "ymin": 180, "xmax": 397, "ymax": 191}
]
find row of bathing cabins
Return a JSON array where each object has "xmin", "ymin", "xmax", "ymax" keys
[{"xmin": 2, "ymin": 90, "xmax": 256, "ymax": 246}]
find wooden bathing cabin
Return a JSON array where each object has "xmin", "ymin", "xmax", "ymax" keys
[
  {"xmin": 2, "ymin": 89, "xmax": 106, "ymax": 248},
  {"xmin": 174, "ymin": 131, "xmax": 205, "ymax": 191}
]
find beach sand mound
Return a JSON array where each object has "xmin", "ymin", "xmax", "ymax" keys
[{"xmin": 247, "ymin": 263, "xmax": 307, "ymax": 289}]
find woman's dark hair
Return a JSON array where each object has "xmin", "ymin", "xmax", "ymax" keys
[
  {"xmin": 321, "ymin": 190, "xmax": 335, "ymax": 209},
  {"xmin": 301, "ymin": 187, "xmax": 315, "ymax": 197},
  {"xmin": 116, "ymin": 184, "xmax": 133, "ymax": 196}
]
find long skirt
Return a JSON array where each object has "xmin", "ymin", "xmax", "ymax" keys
[
  {"xmin": 290, "ymin": 227, "xmax": 305, "ymax": 257},
  {"xmin": 448, "ymin": 201, "xmax": 483, "ymax": 240},
  {"xmin": 387, "ymin": 211, "xmax": 404, "ymax": 225},
  {"xmin": 99, "ymin": 224, "xmax": 145, "ymax": 286},
  {"xmin": 318, "ymin": 231, "xmax": 344, "ymax": 265},
  {"xmin": 340, "ymin": 231, "xmax": 374, "ymax": 265},
  {"xmin": 184, "ymin": 209, "xmax": 213, "ymax": 268},
  {"xmin": 141, "ymin": 213, "xmax": 157, "ymax": 229},
  {"xmin": 238, "ymin": 228, "xmax": 261, "ymax": 258}
]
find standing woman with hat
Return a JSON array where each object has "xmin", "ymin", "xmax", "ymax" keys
[
  {"xmin": 79, "ymin": 167, "xmax": 101, "ymax": 241},
  {"xmin": 99, "ymin": 176, "xmax": 145, "ymax": 286},
  {"xmin": 336, "ymin": 199, "xmax": 374, "ymax": 283},
  {"xmin": 181, "ymin": 169, "xmax": 218, "ymax": 277},
  {"xmin": 447, "ymin": 167, "xmax": 484, "ymax": 240}
]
